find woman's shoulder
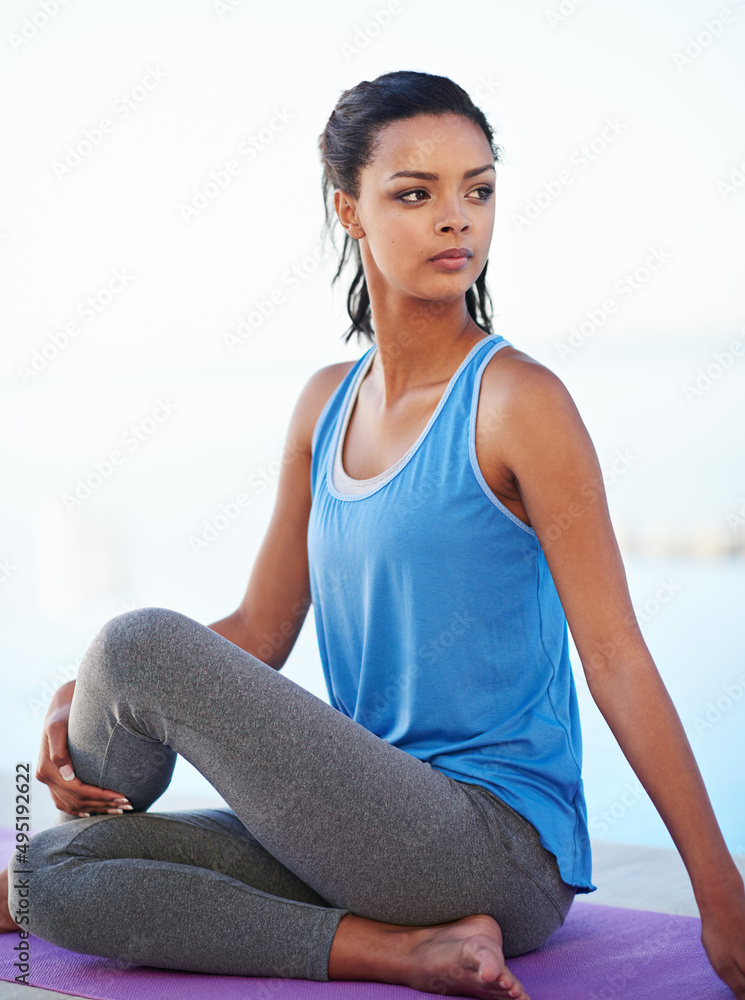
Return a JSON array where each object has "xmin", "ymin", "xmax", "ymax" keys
[
  {"xmin": 291, "ymin": 358, "xmax": 358, "ymax": 453},
  {"xmin": 480, "ymin": 342, "xmax": 577, "ymax": 418},
  {"xmin": 476, "ymin": 342, "xmax": 586, "ymax": 474},
  {"xmin": 305, "ymin": 358, "xmax": 358, "ymax": 416}
]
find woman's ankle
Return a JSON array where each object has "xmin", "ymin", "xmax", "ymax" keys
[
  {"xmin": 327, "ymin": 913, "xmax": 416, "ymax": 983},
  {"xmin": 0, "ymin": 868, "xmax": 21, "ymax": 933}
]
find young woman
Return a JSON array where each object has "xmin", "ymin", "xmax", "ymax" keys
[{"xmin": 6, "ymin": 70, "xmax": 745, "ymax": 999}]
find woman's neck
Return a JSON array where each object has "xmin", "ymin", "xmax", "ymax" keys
[{"xmin": 364, "ymin": 304, "xmax": 488, "ymax": 408}]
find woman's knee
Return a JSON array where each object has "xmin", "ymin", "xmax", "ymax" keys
[
  {"xmin": 80, "ymin": 606, "xmax": 195, "ymax": 689},
  {"xmin": 501, "ymin": 886, "xmax": 576, "ymax": 958}
]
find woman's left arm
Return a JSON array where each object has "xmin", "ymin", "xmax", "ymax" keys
[{"xmin": 497, "ymin": 359, "xmax": 745, "ymax": 997}]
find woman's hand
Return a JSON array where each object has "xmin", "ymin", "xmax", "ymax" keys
[
  {"xmin": 35, "ymin": 680, "xmax": 131, "ymax": 817},
  {"xmin": 700, "ymin": 886, "xmax": 745, "ymax": 998}
]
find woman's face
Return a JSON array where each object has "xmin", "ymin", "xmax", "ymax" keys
[{"xmin": 336, "ymin": 112, "xmax": 496, "ymax": 307}]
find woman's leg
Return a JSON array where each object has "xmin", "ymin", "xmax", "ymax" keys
[
  {"xmin": 10, "ymin": 607, "xmax": 573, "ymax": 982},
  {"xmin": 15, "ymin": 806, "xmax": 342, "ymax": 978}
]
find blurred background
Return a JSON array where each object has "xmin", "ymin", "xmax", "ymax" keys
[{"xmin": 1, "ymin": 0, "xmax": 743, "ymax": 854}]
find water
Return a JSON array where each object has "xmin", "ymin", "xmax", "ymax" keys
[{"xmin": 574, "ymin": 554, "xmax": 745, "ymax": 854}]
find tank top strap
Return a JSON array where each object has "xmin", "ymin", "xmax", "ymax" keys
[
  {"xmin": 434, "ymin": 333, "xmax": 512, "ymax": 411},
  {"xmin": 415, "ymin": 333, "xmax": 512, "ymax": 467}
]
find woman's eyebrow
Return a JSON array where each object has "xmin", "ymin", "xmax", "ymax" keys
[{"xmin": 387, "ymin": 164, "xmax": 496, "ymax": 181}]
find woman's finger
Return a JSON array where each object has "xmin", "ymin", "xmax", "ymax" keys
[
  {"xmin": 53, "ymin": 781, "xmax": 131, "ymax": 809},
  {"xmin": 46, "ymin": 717, "xmax": 75, "ymax": 779}
]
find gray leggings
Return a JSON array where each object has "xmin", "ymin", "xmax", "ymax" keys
[{"xmin": 10, "ymin": 607, "xmax": 576, "ymax": 980}]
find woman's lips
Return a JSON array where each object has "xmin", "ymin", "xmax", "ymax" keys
[{"xmin": 428, "ymin": 255, "xmax": 471, "ymax": 271}]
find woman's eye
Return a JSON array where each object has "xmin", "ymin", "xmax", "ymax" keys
[
  {"xmin": 396, "ymin": 186, "xmax": 494, "ymax": 205},
  {"xmin": 397, "ymin": 189, "xmax": 429, "ymax": 204}
]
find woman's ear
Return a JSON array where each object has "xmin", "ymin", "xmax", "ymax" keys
[{"xmin": 334, "ymin": 189, "xmax": 365, "ymax": 238}]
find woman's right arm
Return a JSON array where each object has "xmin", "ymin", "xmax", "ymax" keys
[
  {"xmin": 35, "ymin": 361, "xmax": 353, "ymax": 815},
  {"xmin": 36, "ymin": 679, "xmax": 130, "ymax": 816}
]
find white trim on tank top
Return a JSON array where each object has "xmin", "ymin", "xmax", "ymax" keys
[
  {"xmin": 327, "ymin": 335, "xmax": 504, "ymax": 501},
  {"xmin": 468, "ymin": 340, "xmax": 538, "ymax": 536}
]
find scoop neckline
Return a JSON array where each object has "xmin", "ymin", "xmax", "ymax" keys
[{"xmin": 326, "ymin": 334, "xmax": 502, "ymax": 502}]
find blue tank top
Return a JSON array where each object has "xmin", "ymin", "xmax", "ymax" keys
[{"xmin": 307, "ymin": 334, "xmax": 595, "ymax": 892}]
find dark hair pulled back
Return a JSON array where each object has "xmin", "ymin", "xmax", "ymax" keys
[{"xmin": 318, "ymin": 70, "xmax": 502, "ymax": 346}]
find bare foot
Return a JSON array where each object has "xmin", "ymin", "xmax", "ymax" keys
[
  {"xmin": 405, "ymin": 914, "xmax": 530, "ymax": 999},
  {"xmin": 329, "ymin": 912, "xmax": 529, "ymax": 999},
  {"xmin": 0, "ymin": 868, "xmax": 21, "ymax": 933}
]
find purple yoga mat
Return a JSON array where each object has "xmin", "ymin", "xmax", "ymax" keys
[{"xmin": 1, "ymin": 829, "xmax": 733, "ymax": 999}]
